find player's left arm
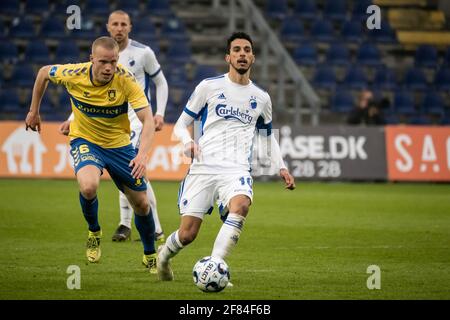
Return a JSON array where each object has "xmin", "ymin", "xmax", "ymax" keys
[
  {"xmin": 258, "ymin": 96, "xmax": 295, "ymax": 190},
  {"xmin": 271, "ymin": 135, "xmax": 296, "ymax": 190},
  {"xmin": 25, "ymin": 65, "xmax": 52, "ymax": 133},
  {"xmin": 131, "ymin": 106, "xmax": 155, "ymax": 179},
  {"xmin": 144, "ymin": 48, "xmax": 168, "ymax": 131},
  {"xmin": 126, "ymin": 74, "xmax": 155, "ymax": 179}
]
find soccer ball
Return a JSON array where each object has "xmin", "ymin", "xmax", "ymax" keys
[{"xmin": 192, "ymin": 256, "xmax": 230, "ymax": 292}]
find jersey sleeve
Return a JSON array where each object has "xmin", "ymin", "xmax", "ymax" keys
[
  {"xmin": 124, "ymin": 73, "xmax": 150, "ymax": 111},
  {"xmin": 183, "ymin": 81, "xmax": 208, "ymax": 119},
  {"xmin": 48, "ymin": 63, "xmax": 84, "ymax": 86},
  {"xmin": 256, "ymin": 94, "xmax": 273, "ymax": 135},
  {"xmin": 143, "ymin": 47, "xmax": 161, "ymax": 78}
]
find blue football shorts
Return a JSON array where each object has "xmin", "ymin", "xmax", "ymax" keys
[{"xmin": 69, "ymin": 138, "xmax": 147, "ymax": 192}]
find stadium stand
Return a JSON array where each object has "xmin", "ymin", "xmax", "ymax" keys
[{"xmin": 0, "ymin": 0, "xmax": 449, "ymax": 125}]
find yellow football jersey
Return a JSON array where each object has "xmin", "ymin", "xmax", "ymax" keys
[{"xmin": 48, "ymin": 62, "xmax": 149, "ymax": 148}]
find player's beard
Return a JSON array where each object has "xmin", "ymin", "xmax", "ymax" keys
[{"xmin": 231, "ymin": 61, "xmax": 251, "ymax": 75}]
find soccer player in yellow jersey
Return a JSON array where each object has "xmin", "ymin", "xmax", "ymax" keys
[{"xmin": 25, "ymin": 37, "xmax": 159, "ymax": 271}]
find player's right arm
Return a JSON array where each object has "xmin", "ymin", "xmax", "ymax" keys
[
  {"xmin": 173, "ymin": 81, "xmax": 208, "ymax": 159},
  {"xmin": 25, "ymin": 65, "xmax": 53, "ymax": 133}
]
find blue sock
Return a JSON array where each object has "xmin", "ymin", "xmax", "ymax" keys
[
  {"xmin": 134, "ymin": 209, "xmax": 156, "ymax": 255},
  {"xmin": 79, "ymin": 193, "xmax": 100, "ymax": 232}
]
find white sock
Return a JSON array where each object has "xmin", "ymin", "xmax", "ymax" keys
[
  {"xmin": 146, "ymin": 181, "xmax": 163, "ymax": 235},
  {"xmin": 159, "ymin": 230, "xmax": 184, "ymax": 263},
  {"xmin": 119, "ymin": 191, "xmax": 133, "ymax": 229},
  {"xmin": 211, "ymin": 213, "xmax": 246, "ymax": 260}
]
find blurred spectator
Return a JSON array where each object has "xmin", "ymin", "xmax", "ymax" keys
[{"xmin": 347, "ymin": 89, "xmax": 386, "ymax": 125}]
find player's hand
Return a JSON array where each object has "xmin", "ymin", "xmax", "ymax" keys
[
  {"xmin": 154, "ymin": 115, "xmax": 164, "ymax": 132},
  {"xmin": 129, "ymin": 153, "xmax": 149, "ymax": 179},
  {"xmin": 59, "ymin": 120, "xmax": 71, "ymax": 136},
  {"xmin": 25, "ymin": 111, "xmax": 41, "ymax": 133},
  {"xmin": 280, "ymin": 168, "xmax": 296, "ymax": 190},
  {"xmin": 184, "ymin": 141, "xmax": 201, "ymax": 161}
]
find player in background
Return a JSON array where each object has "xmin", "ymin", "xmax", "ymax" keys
[
  {"xmin": 157, "ymin": 32, "xmax": 296, "ymax": 281},
  {"xmin": 26, "ymin": 37, "xmax": 159, "ymax": 272},
  {"xmin": 60, "ymin": 11, "xmax": 168, "ymax": 247}
]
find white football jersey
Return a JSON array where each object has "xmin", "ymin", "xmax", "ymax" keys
[
  {"xmin": 184, "ymin": 73, "xmax": 272, "ymax": 174},
  {"xmin": 119, "ymin": 39, "xmax": 161, "ymax": 130}
]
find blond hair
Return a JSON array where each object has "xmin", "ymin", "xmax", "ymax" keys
[{"xmin": 91, "ymin": 36, "xmax": 119, "ymax": 54}]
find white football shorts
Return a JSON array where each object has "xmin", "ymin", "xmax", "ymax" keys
[{"xmin": 177, "ymin": 173, "xmax": 254, "ymax": 220}]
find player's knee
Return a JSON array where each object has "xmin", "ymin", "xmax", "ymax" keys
[
  {"xmin": 79, "ymin": 183, "xmax": 98, "ymax": 199},
  {"xmin": 178, "ymin": 229, "xmax": 197, "ymax": 245},
  {"xmin": 233, "ymin": 202, "xmax": 251, "ymax": 216},
  {"xmin": 133, "ymin": 200, "xmax": 150, "ymax": 216}
]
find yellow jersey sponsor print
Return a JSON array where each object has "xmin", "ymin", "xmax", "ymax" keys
[{"xmin": 49, "ymin": 62, "xmax": 149, "ymax": 148}]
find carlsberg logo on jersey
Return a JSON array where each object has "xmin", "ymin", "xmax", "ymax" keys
[{"xmin": 215, "ymin": 104, "xmax": 253, "ymax": 124}]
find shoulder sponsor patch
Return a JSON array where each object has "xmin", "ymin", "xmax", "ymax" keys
[{"xmin": 49, "ymin": 66, "xmax": 58, "ymax": 77}]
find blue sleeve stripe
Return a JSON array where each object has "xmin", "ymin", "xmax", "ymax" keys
[
  {"xmin": 183, "ymin": 107, "xmax": 198, "ymax": 118},
  {"xmin": 256, "ymin": 116, "xmax": 272, "ymax": 135},
  {"xmin": 149, "ymin": 68, "xmax": 161, "ymax": 78}
]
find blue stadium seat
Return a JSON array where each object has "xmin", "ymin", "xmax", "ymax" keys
[
  {"xmin": 0, "ymin": 17, "xmax": 5, "ymax": 38},
  {"xmin": 434, "ymin": 67, "xmax": 450, "ymax": 91},
  {"xmin": 444, "ymin": 47, "xmax": 450, "ymax": 66},
  {"xmin": 310, "ymin": 19, "xmax": 335, "ymax": 42},
  {"xmin": 160, "ymin": 16, "xmax": 188, "ymax": 40},
  {"xmin": 68, "ymin": 16, "xmax": 98, "ymax": 40},
  {"xmin": 58, "ymin": 93, "xmax": 72, "ymax": 111},
  {"xmin": 331, "ymin": 90, "xmax": 354, "ymax": 113},
  {"xmin": 265, "ymin": 0, "xmax": 288, "ymax": 21},
  {"xmin": 25, "ymin": 0, "xmax": 50, "ymax": 15},
  {"xmin": 409, "ymin": 115, "xmax": 431, "ymax": 125},
  {"xmin": 373, "ymin": 65, "xmax": 396, "ymax": 90},
  {"xmin": 393, "ymin": 91, "xmax": 416, "ymax": 115},
  {"xmin": 0, "ymin": 40, "xmax": 19, "ymax": 63},
  {"xmin": 404, "ymin": 67, "xmax": 427, "ymax": 90},
  {"xmin": 166, "ymin": 67, "xmax": 188, "ymax": 88},
  {"xmin": 341, "ymin": 20, "xmax": 364, "ymax": 43},
  {"xmin": 279, "ymin": 16, "xmax": 305, "ymax": 42},
  {"xmin": 0, "ymin": 90, "xmax": 20, "ymax": 113},
  {"xmin": 343, "ymin": 66, "xmax": 368, "ymax": 89},
  {"xmin": 0, "ymin": 0, "xmax": 21, "ymax": 16},
  {"xmin": 292, "ymin": 42, "xmax": 317, "ymax": 66},
  {"xmin": 294, "ymin": 0, "xmax": 317, "ymax": 21},
  {"xmin": 326, "ymin": 43, "xmax": 350, "ymax": 66},
  {"xmin": 414, "ymin": 45, "xmax": 438, "ymax": 68},
  {"xmin": 25, "ymin": 42, "xmax": 51, "ymax": 65},
  {"xmin": 313, "ymin": 66, "xmax": 336, "ymax": 90},
  {"xmin": 9, "ymin": 17, "xmax": 36, "ymax": 39},
  {"xmin": 351, "ymin": 0, "xmax": 373, "ymax": 22},
  {"xmin": 85, "ymin": 0, "xmax": 110, "ymax": 15},
  {"xmin": 132, "ymin": 18, "xmax": 158, "ymax": 42},
  {"xmin": 10, "ymin": 64, "xmax": 35, "ymax": 87},
  {"xmin": 115, "ymin": 0, "xmax": 140, "ymax": 16},
  {"xmin": 367, "ymin": 21, "xmax": 397, "ymax": 43},
  {"xmin": 323, "ymin": 0, "xmax": 348, "ymax": 22},
  {"xmin": 385, "ymin": 113, "xmax": 399, "ymax": 124},
  {"xmin": 356, "ymin": 42, "xmax": 381, "ymax": 66},
  {"xmin": 441, "ymin": 112, "xmax": 450, "ymax": 125},
  {"xmin": 166, "ymin": 41, "xmax": 192, "ymax": 65},
  {"xmin": 193, "ymin": 65, "xmax": 218, "ymax": 84},
  {"xmin": 55, "ymin": 41, "xmax": 80, "ymax": 64},
  {"xmin": 421, "ymin": 91, "xmax": 445, "ymax": 115},
  {"xmin": 40, "ymin": 18, "xmax": 67, "ymax": 39},
  {"xmin": 147, "ymin": 0, "xmax": 173, "ymax": 17}
]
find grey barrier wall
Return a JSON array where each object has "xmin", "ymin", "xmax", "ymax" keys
[{"xmin": 252, "ymin": 126, "xmax": 387, "ymax": 181}]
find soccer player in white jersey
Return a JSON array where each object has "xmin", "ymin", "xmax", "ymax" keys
[
  {"xmin": 60, "ymin": 11, "xmax": 168, "ymax": 248},
  {"xmin": 157, "ymin": 32, "xmax": 296, "ymax": 281}
]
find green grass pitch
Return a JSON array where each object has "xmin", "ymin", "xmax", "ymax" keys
[{"xmin": 0, "ymin": 179, "xmax": 449, "ymax": 300}]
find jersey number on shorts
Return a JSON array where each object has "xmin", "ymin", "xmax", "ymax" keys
[
  {"xmin": 240, "ymin": 177, "xmax": 252, "ymax": 187},
  {"xmin": 71, "ymin": 144, "xmax": 90, "ymax": 166}
]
